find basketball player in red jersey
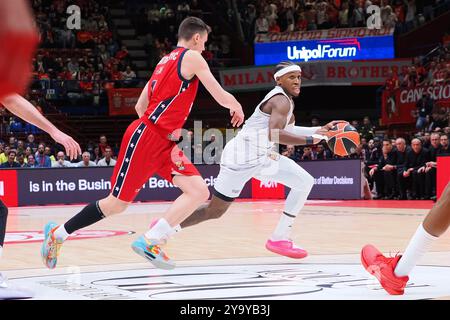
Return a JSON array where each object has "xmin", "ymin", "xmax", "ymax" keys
[
  {"xmin": 0, "ymin": 0, "xmax": 81, "ymax": 299},
  {"xmin": 41, "ymin": 17, "xmax": 244, "ymax": 270},
  {"xmin": 361, "ymin": 181, "xmax": 450, "ymax": 295}
]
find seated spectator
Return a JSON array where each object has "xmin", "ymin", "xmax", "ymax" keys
[
  {"xmin": 370, "ymin": 139, "xmax": 398, "ymax": 199},
  {"xmin": 422, "ymin": 132, "xmax": 441, "ymax": 200},
  {"xmin": 399, "ymin": 138, "xmax": 429, "ymax": 200},
  {"xmin": 35, "ymin": 143, "xmax": 52, "ymax": 168},
  {"xmin": 98, "ymin": 135, "xmax": 110, "ymax": 156},
  {"xmin": 359, "ymin": 116, "xmax": 376, "ymax": 141},
  {"xmin": 92, "ymin": 146, "xmax": 102, "ymax": 164},
  {"xmin": 122, "ymin": 66, "xmax": 137, "ymax": 82},
  {"xmin": 17, "ymin": 153, "xmax": 26, "ymax": 168},
  {"xmin": 438, "ymin": 133, "xmax": 450, "ymax": 155},
  {"xmin": 52, "ymin": 151, "xmax": 73, "ymax": 168},
  {"xmin": 45, "ymin": 146, "xmax": 56, "ymax": 163},
  {"xmin": 282, "ymin": 145, "xmax": 299, "ymax": 161},
  {"xmin": 97, "ymin": 147, "xmax": 117, "ymax": 167},
  {"xmin": 9, "ymin": 117, "xmax": 23, "ymax": 134},
  {"xmin": 0, "ymin": 145, "xmax": 10, "ymax": 164},
  {"xmin": 26, "ymin": 134, "xmax": 37, "ymax": 152},
  {"xmin": 415, "ymin": 91, "xmax": 434, "ymax": 130},
  {"xmin": 77, "ymin": 151, "xmax": 97, "ymax": 167},
  {"xmin": 25, "ymin": 155, "xmax": 37, "ymax": 168},
  {"xmin": 0, "ymin": 150, "xmax": 21, "ymax": 168},
  {"xmin": 315, "ymin": 143, "xmax": 332, "ymax": 159},
  {"xmin": 255, "ymin": 13, "xmax": 269, "ymax": 34},
  {"xmin": 301, "ymin": 146, "xmax": 315, "ymax": 161}
]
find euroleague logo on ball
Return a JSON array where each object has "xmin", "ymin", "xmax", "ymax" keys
[{"xmin": 326, "ymin": 122, "xmax": 360, "ymax": 157}]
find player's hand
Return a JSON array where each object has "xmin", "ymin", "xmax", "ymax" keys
[
  {"xmin": 229, "ymin": 103, "xmax": 244, "ymax": 127},
  {"xmin": 322, "ymin": 120, "xmax": 348, "ymax": 131},
  {"xmin": 311, "ymin": 134, "xmax": 328, "ymax": 144},
  {"xmin": 418, "ymin": 166, "xmax": 425, "ymax": 173},
  {"xmin": 369, "ymin": 168, "xmax": 376, "ymax": 176},
  {"xmin": 50, "ymin": 130, "xmax": 82, "ymax": 161},
  {"xmin": 403, "ymin": 171, "xmax": 410, "ymax": 177}
]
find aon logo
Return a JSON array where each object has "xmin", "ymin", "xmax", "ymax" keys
[{"xmin": 260, "ymin": 181, "xmax": 278, "ymax": 188}]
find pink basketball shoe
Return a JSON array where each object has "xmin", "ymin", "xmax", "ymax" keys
[{"xmin": 265, "ymin": 239, "xmax": 308, "ymax": 259}]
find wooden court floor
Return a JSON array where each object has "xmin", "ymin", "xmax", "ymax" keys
[{"xmin": 1, "ymin": 200, "xmax": 449, "ymax": 300}]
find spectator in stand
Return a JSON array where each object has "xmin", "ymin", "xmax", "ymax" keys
[
  {"xmin": 122, "ymin": 66, "xmax": 137, "ymax": 81},
  {"xmin": 381, "ymin": 5, "xmax": 397, "ymax": 28},
  {"xmin": 9, "ymin": 117, "xmax": 23, "ymax": 134},
  {"xmin": 0, "ymin": 145, "xmax": 9, "ymax": 164},
  {"xmin": 16, "ymin": 153, "xmax": 26, "ymax": 168},
  {"xmin": 98, "ymin": 135, "xmax": 110, "ymax": 156},
  {"xmin": 296, "ymin": 12, "xmax": 308, "ymax": 31},
  {"xmin": 359, "ymin": 116, "xmax": 376, "ymax": 141},
  {"xmin": 26, "ymin": 134, "xmax": 37, "ymax": 152},
  {"xmin": 92, "ymin": 146, "xmax": 102, "ymax": 164},
  {"xmin": 338, "ymin": 1, "xmax": 350, "ymax": 28},
  {"xmin": 8, "ymin": 136, "xmax": 17, "ymax": 149},
  {"xmin": 282, "ymin": 145, "xmax": 300, "ymax": 161},
  {"xmin": 268, "ymin": 19, "xmax": 281, "ymax": 33},
  {"xmin": 305, "ymin": 3, "xmax": 318, "ymax": 30},
  {"xmin": 52, "ymin": 151, "xmax": 73, "ymax": 168},
  {"xmin": 352, "ymin": 1, "xmax": 365, "ymax": 27},
  {"xmin": 401, "ymin": 138, "xmax": 430, "ymax": 200},
  {"xmin": 0, "ymin": 150, "xmax": 20, "ymax": 168},
  {"xmin": 45, "ymin": 146, "xmax": 56, "ymax": 163},
  {"xmin": 77, "ymin": 151, "xmax": 97, "ymax": 167},
  {"xmin": 255, "ymin": 12, "xmax": 269, "ymax": 34},
  {"xmin": 415, "ymin": 91, "xmax": 434, "ymax": 130},
  {"xmin": 315, "ymin": 143, "xmax": 332, "ymax": 159},
  {"xmin": 301, "ymin": 146, "xmax": 316, "ymax": 161},
  {"xmin": 370, "ymin": 139, "xmax": 398, "ymax": 199},
  {"xmin": 422, "ymin": 132, "xmax": 441, "ymax": 200},
  {"xmin": 439, "ymin": 133, "xmax": 450, "ymax": 155},
  {"xmin": 316, "ymin": 1, "xmax": 329, "ymax": 29},
  {"xmin": 24, "ymin": 146, "xmax": 33, "ymax": 162},
  {"xmin": 97, "ymin": 147, "xmax": 117, "ymax": 167},
  {"xmin": 25, "ymin": 155, "xmax": 36, "ymax": 168},
  {"xmin": 35, "ymin": 143, "xmax": 52, "ymax": 168}
]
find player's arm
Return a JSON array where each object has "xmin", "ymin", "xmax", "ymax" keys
[
  {"xmin": 286, "ymin": 114, "xmax": 345, "ymax": 135},
  {"xmin": 181, "ymin": 50, "xmax": 244, "ymax": 127},
  {"xmin": 268, "ymin": 95, "xmax": 325, "ymax": 145},
  {"xmin": 135, "ymin": 81, "xmax": 150, "ymax": 118},
  {"xmin": 0, "ymin": 94, "xmax": 81, "ymax": 160}
]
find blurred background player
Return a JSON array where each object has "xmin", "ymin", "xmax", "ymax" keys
[
  {"xmin": 361, "ymin": 181, "xmax": 450, "ymax": 295},
  {"xmin": 41, "ymin": 17, "xmax": 244, "ymax": 270},
  {"xmin": 171, "ymin": 61, "xmax": 343, "ymax": 259},
  {"xmin": 0, "ymin": 0, "xmax": 81, "ymax": 299}
]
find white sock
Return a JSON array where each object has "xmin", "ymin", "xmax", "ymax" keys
[
  {"xmin": 145, "ymin": 218, "xmax": 173, "ymax": 241},
  {"xmin": 54, "ymin": 225, "xmax": 70, "ymax": 242},
  {"xmin": 271, "ymin": 212, "xmax": 296, "ymax": 241},
  {"xmin": 171, "ymin": 224, "xmax": 182, "ymax": 235},
  {"xmin": 394, "ymin": 223, "xmax": 438, "ymax": 277}
]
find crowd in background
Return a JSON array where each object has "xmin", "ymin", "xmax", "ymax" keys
[{"xmin": 237, "ymin": 0, "xmax": 450, "ymax": 42}]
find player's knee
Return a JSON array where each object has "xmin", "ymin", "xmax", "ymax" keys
[{"xmin": 300, "ymin": 172, "xmax": 314, "ymax": 192}]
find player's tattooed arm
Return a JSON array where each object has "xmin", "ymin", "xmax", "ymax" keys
[{"xmin": 267, "ymin": 95, "xmax": 322, "ymax": 145}]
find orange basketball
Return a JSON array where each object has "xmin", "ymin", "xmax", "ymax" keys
[{"xmin": 325, "ymin": 122, "xmax": 360, "ymax": 157}]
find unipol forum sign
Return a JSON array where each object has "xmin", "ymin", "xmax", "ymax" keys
[{"xmin": 254, "ymin": 27, "xmax": 394, "ymax": 65}]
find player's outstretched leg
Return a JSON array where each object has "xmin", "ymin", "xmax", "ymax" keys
[
  {"xmin": 41, "ymin": 195, "xmax": 128, "ymax": 269},
  {"xmin": 361, "ymin": 181, "xmax": 450, "ymax": 295}
]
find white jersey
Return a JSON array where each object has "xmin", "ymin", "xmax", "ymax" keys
[
  {"xmin": 220, "ymin": 86, "xmax": 293, "ymax": 169},
  {"xmin": 237, "ymin": 85, "xmax": 294, "ymax": 150}
]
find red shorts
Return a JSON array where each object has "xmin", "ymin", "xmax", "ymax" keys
[{"xmin": 110, "ymin": 119, "xmax": 200, "ymax": 202}]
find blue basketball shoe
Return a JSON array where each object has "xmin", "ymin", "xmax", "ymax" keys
[
  {"xmin": 41, "ymin": 222, "xmax": 64, "ymax": 269},
  {"xmin": 131, "ymin": 235, "xmax": 175, "ymax": 270}
]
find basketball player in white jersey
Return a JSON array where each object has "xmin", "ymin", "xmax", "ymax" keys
[{"xmin": 168, "ymin": 61, "xmax": 343, "ymax": 258}]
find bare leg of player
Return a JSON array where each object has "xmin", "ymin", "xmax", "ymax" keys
[
  {"xmin": 361, "ymin": 181, "xmax": 450, "ymax": 295},
  {"xmin": 179, "ymin": 195, "xmax": 233, "ymax": 228}
]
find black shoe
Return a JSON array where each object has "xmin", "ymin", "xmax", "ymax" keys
[
  {"xmin": 384, "ymin": 194, "xmax": 395, "ymax": 200},
  {"xmin": 373, "ymin": 195, "xmax": 385, "ymax": 200}
]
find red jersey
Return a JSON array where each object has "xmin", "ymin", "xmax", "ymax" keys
[{"xmin": 144, "ymin": 47, "xmax": 199, "ymax": 139}]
